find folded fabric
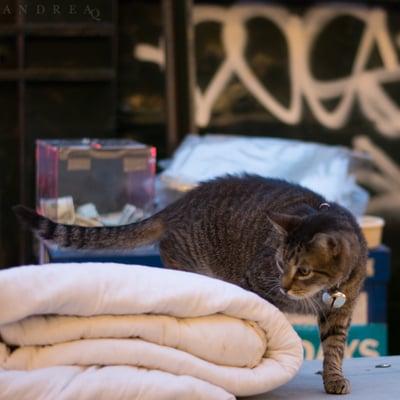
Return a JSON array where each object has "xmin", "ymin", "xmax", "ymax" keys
[
  {"xmin": 0, "ymin": 263, "xmax": 303, "ymax": 399},
  {"xmin": 1, "ymin": 314, "xmax": 266, "ymax": 368}
]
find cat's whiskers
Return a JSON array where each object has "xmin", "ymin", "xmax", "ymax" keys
[
  {"xmin": 263, "ymin": 275, "xmax": 280, "ymax": 283},
  {"xmin": 311, "ymin": 295, "xmax": 327, "ymax": 320},
  {"xmin": 306, "ymin": 297, "xmax": 319, "ymax": 315},
  {"xmin": 300, "ymin": 298, "xmax": 310, "ymax": 313},
  {"xmin": 264, "ymin": 282, "xmax": 281, "ymax": 297},
  {"xmin": 260, "ymin": 275, "xmax": 280, "ymax": 287}
]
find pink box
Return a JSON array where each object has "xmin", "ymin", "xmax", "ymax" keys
[{"xmin": 36, "ymin": 139, "xmax": 156, "ymax": 225}]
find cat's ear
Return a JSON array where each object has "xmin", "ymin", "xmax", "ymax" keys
[
  {"xmin": 310, "ymin": 233, "xmax": 340, "ymax": 257},
  {"xmin": 268, "ymin": 212, "xmax": 303, "ymax": 235}
]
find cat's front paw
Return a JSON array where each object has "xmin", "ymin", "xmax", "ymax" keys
[{"xmin": 324, "ymin": 377, "xmax": 351, "ymax": 394}]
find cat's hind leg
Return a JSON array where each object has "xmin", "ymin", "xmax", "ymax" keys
[{"xmin": 159, "ymin": 239, "xmax": 187, "ymax": 270}]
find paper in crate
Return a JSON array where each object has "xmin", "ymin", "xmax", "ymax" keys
[{"xmin": 36, "ymin": 139, "xmax": 156, "ymax": 226}]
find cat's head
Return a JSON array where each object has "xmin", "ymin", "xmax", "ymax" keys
[{"xmin": 269, "ymin": 210, "xmax": 365, "ymax": 300}]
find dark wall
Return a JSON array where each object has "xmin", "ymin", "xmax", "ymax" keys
[{"xmin": 0, "ymin": 0, "xmax": 118, "ymax": 266}]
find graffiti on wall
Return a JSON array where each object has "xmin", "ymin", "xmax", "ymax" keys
[
  {"xmin": 353, "ymin": 136, "xmax": 400, "ymax": 218},
  {"xmin": 134, "ymin": 4, "xmax": 400, "ymax": 137},
  {"xmin": 133, "ymin": 3, "xmax": 400, "ymax": 218}
]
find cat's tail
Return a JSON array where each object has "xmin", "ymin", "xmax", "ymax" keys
[{"xmin": 13, "ymin": 205, "xmax": 165, "ymax": 250}]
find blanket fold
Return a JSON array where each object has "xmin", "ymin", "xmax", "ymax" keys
[{"xmin": 0, "ymin": 263, "xmax": 303, "ymax": 399}]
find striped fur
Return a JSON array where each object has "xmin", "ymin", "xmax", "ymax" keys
[
  {"xmin": 13, "ymin": 205, "xmax": 165, "ymax": 250},
  {"xmin": 14, "ymin": 175, "xmax": 367, "ymax": 394}
]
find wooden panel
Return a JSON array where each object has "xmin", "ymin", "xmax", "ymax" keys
[
  {"xmin": 0, "ymin": 136, "xmax": 19, "ymax": 267},
  {"xmin": 26, "ymin": 82, "xmax": 115, "ymax": 137},
  {"xmin": 0, "ymin": 82, "xmax": 17, "ymax": 136},
  {"xmin": 0, "ymin": 1, "xmax": 119, "ymax": 265},
  {"xmin": 23, "ymin": 68, "xmax": 115, "ymax": 81},
  {"xmin": 0, "ymin": 36, "xmax": 17, "ymax": 68},
  {"xmin": 0, "ymin": 36, "xmax": 17, "ymax": 71},
  {"xmin": 25, "ymin": 37, "xmax": 113, "ymax": 68},
  {"xmin": 24, "ymin": 22, "xmax": 115, "ymax": 37}
]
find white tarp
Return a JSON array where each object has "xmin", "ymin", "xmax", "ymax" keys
[{"xmin": 160, "ymin": 134, "xmax": 369, "ymax": 216}]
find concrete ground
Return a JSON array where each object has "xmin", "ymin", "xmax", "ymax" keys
[{"xmin": 243, "ymin": 356, "xmax": 399, "ymax": 399}]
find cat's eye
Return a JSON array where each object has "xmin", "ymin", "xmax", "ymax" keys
[{"xmin": 297, "ymin": 267, "xmax": 312, "ymax": 278}]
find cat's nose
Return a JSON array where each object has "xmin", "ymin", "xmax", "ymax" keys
[{"xmin": 281, "ymin": 276, "xmax": 292, "ymax": 292}]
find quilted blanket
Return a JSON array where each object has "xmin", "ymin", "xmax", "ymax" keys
[{"xmin": 0, "ymin": 263, "xmax": 303, "ymax": 399}]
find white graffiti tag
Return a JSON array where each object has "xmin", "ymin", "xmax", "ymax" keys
[
  {"xmin": 353, "ymin": 136, "xmax": 400, "ymax": 219},
  {"xmin": 134, "ymin": 4, "xmax": 400, "ymax": 137}
]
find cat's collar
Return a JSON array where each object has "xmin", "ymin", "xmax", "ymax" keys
[
  {"xmin": 319, "ymin": 202, "xmax": 331, "ymax": 210},
  {"xmin": 322, "ymin": 288, "xmax": 346, "ymax": 309}
]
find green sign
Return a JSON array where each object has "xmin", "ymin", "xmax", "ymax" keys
[{"xmin": 294, "ymin": 324, "xmax": 387, "ymax": 360}]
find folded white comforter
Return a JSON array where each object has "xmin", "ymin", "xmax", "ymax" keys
[{"xmin": 0, "ymin": 263, "xmax": 303, "ymax": 399}]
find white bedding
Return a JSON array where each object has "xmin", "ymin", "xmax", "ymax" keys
[{"xmin": 0, "ymin": 263, "xmax": 303, "ymax": 399}]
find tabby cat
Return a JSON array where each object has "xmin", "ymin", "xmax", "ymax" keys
[{"xmin": 14, "ymin": 175, "xmax": 367, "ymax": 394}]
